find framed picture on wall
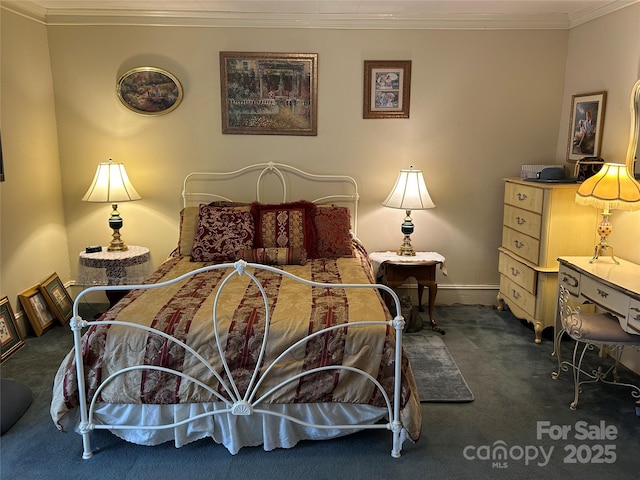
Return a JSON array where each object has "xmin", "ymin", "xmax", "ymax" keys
[
  {"xmin": 1, "ymin": 296, "xmax": 24, "ymax": 363},
  {"xmin": 363, "ymin": 60, "xmax": 412, "ymax": 119},
  {"xmin": 219, "ymin": 52, "xmax": 318, "ymax": 136},
  {"xmin": 39, "ymin": 273, "xmax": 73, "ymax": 325},
  {"xmin": 18, "ymin": 286, "xmax": 56, "ymax": 337},
  {"xmin": 117, "ymin": 67, "xmax": 183, "ymax": 116},
  {"xmin": 567, "ymin": 91, "xmax": 607, "ymax": 161}
]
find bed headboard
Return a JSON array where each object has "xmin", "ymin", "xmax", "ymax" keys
[{"xmin": 182, "ymin": 162, "xmax": 360, "ymax": 234}]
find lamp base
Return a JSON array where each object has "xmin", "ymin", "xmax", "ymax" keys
[
  {"xmin": 589, "ymin": 211, "xmax": 618, "ymax": 264},
  {"xmin": 108, "ymin": 229, "xmax": 128, "ymax": 252},
  {"xmin": 590, "ymin": 243, "xmax": 617, "ymax": 264},
  {"xmin": 397, "ymin": 210, "xmax": 416, "ymax": 256},
  {"xmin": 397, "ymin": 235, "xmax": 416, "ymax": 256},
  {"xmin": 107, "ymin": 203, "xmax": 128, "ymax": 252}
]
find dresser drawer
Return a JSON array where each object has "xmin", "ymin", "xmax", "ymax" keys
[
  {"xmin": 499, "ymin": 252, "xmax": 537, "ymax": 294},
  {"xmin": 500, "ymin": 275, "xmax": 536, "ymax": 317},
  {"xmin": 503, "ymin": 204, "xmax": 542, "ymax": 239},
  {"xmin": 580, "ymin": 276, "xmax": 629, "ymax": 318},
  {"xmin": 557, "ymin": 265, "xmax": 580, "ymax": 298},
  {"xmin": 504, "ymin": 182, "xmax": 543, "ymax": 213},
  {"xmin": 626, "ymin": 298, "xmax": 640, "ymax": 335},
  {"xmin": 502, "ymin": 227, "xmax": 540, "ymax": 265}
]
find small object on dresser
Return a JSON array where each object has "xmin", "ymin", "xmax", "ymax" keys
[
  {"xmin": 85, "ymin": 246, "xmax": 102, "ymax": 253},
  {"xmin": 574, "ymin": 156, "xmax": 604, "ymax": 181},
  {"xmin": 525, "ymin": 167, "xmax": 577, "ymax": 183},
  {"xmin": 520, "ymin": 164, "xmax": 556, "ymax": 179}
]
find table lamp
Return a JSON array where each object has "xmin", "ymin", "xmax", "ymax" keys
[
  {"xmin": 575, "ymin": 162, "xmax": 640, "ymax": 264},
  {"xmin": 382, "ymin": 166, "xmax": 435, "ymax": 256},
  {"xmin": 82, "ymin": 159, "xmax": 141, "ymax": 252}
]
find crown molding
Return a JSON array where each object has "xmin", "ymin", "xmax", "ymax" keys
[
  {"xmin": 568, "ymin": 0, "xmax": 638, "ymax": 28},
  {"xmin": 0, "ymin": 8, "xmax": 569, "ymax": 30},
  {"xmin": 1, "ymin": 1, "xmax": 47, "ymax": 24},
  {"xmin": 2, "ymin": 0, "xmax": 637, "ymax": 30}
]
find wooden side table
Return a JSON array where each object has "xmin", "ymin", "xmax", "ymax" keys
[
  {"xmin": 77, "ymin": 245, "xmax": 152, "ymax": 307},
  {"xmin": 369, "ymin": 251, "xmax": 446, "ymax": 333}
]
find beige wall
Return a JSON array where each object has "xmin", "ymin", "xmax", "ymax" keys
[
  {"xmin": 44, "ymin": 25, "xmax": 568, "ymax": 306},
  {"xmin": 558, "ymin": 3, "xmax": 640, "ymax": 265},
  {"xmin": 558, "ymin": 4, "xmax": 640, "ymax": 371},
  {"xmin": 0, "ymin": 8, "xmax": 70, "ymax": 336},
  {"xmin": 1, "ymin": 3, "xmax": 638, "ymax": 334}
]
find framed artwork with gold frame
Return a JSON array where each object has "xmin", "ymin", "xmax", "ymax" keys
[
  {"xmin": 220, "ymin": 52, "xmax": 318, "ymax": 136},
  {"xmin": 1, "ymin": 296, "xmax": 24, "ymax": 363},
  {"xmin": 567, "ymin": 91, "xmax": 607, "ymax": 161},
  {"xmin": 363, "ymin": 60, "xmax": 412, "ymax": 119},
  {"xmin": 39, "ymin": 272, "xmax": 73, "ymax": 325},
  {"xmin": 18, "ymin": 286, "xmax": 56, "ymax": 336},
  {"xmin": 117, "ymin": 67, "xmax": 183, "ymax": 116}
]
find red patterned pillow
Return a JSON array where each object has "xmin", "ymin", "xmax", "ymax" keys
[
  {"xmin": 190, "ymin": 205, "xmax": 254, "ymax": 262},
  {"xmin": 314, "ymin": 205, "xmax": 354, "ymax": 258},
  {"xmin": 236, "ymin": 247, "xmax": 307, "ymax": 265},
  {"xmin": 251, "ymin": 201, "xmax": 317, "ymax": 257},
  {"xmin": 178, "ymin": 203, "xmax": 250, "ymax": 257}
]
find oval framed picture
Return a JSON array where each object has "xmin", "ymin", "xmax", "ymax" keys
[{"xmin": 116, "ymin": 67, "xmax": 183, "ymax": 115}]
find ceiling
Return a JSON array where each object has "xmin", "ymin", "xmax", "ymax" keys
[{"xmin": 5, "ymin": 1, "xmax": 638, "ymax": 28}]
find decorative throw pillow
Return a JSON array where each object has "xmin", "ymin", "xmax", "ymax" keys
[
  {"xmin": 314, "ymin": 205, "xmax": 354, "ymax": 258},
  {"xmin": 178, "ymin": 202, "xmax": 250, "ymax": 257},
  {"xmin": 236, "ymin": 247, "xmax": 308, "ymax": 265},
  {"xmin": 178, "ymin": 206, "xmax": 200, "ymax": 256},
  {"xmin": 190, "ymin": 205, "xmax": 254, "ymax": 262},
  {"xmin": 251, "ymin": 201, "xmax": 317, "ymax": 257}
]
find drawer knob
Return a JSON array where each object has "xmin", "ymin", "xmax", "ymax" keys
[
  {"xmin": 512, "ymin": 289, "xmax": 521, "ymax": 300},
  {"xmin": 516, "ymin": 216, "xmax": 526, "ymax": 225},
  {"xmin": 561, "ymin": 274, "xmax": 579, "ymax": 288},
  {"xmin": 631, "ymin": 306, "xmax": 640, "ymax": 313},
  {"xmin": 510, "ymin": 267, "xmax": 520, "ymax": 277},
  {"xmin": 596, "ymin": 288, "xmax": 609, "ymax": 298},
  {"xmin": 516, "ymin": 193, "xmax": 528, "ymax": 201},
  {"xmin": 513, "ymin": 240, "xmax": 525, "ymax": 249},
  {"xmin": 633, "ymin": 314, "xmax": 640, "ymax": 322}
]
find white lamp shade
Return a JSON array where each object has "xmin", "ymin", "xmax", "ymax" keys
[
  {"xmin": 82, "ymin": 159, "xmax": 142, "ymax": 203},
  {"xmin": 382, "ymin": 167, "xmax": 435, "ymax": 210}
]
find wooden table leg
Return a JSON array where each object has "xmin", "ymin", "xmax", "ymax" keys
[
  {"xmin": 105, "ymin": 289, "xmax": 128, "ymax": 308},
  {"xmin": 378, "ymin": 259, "xmax": 444, "ymax": 334},
  {"xmin": 418, "ymin": 280, "xmax": 437, "ymax": 319}
]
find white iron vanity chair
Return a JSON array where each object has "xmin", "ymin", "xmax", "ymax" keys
[{"xmin": 552, "ymin": 286, "xmax": 640, "ymax": 410}]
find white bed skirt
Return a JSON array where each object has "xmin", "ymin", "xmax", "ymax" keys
[{"xmin": 60, "ymin": 402, "xmax": 412, "ymax": 455}]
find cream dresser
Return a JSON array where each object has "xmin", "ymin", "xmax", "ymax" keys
[{"xmin": 497, "ymin": 177, "xmax": 598, "ymax": 343}]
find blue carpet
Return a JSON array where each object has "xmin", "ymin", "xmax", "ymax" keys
[{"xmin": 2, "ymin": 304, "xmax": 639, "ymax": 479}]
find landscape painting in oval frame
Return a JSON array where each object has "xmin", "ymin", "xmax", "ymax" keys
[{"xmin": 117, "ymin": 67, "xmax": 183, "ymax": 116}]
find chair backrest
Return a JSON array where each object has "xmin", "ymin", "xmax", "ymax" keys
[{"xmin": 558, "ymin": 285, "xmax": 586, "ymax": 339}]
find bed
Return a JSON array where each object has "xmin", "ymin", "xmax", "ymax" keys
[{"xmin": 51, "ymin": 162, "xmax": 422, "ymax": 459}]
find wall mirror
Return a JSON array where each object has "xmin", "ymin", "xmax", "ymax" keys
[{"xmin": 626, "ymin": 78, "xmax": 640, "ymax": 178}]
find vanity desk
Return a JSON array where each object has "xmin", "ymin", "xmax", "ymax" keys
[{"xmin": 556, "ymin": 256, "xmax": 640, "ymax": 336}]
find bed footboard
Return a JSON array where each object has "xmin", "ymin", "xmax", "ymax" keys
[{"xmin": 67, "ymin": 261, "xmax": 410, "ymax": 458}]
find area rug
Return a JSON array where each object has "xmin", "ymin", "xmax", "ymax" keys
[{"xmin": 404, "ymin": 334, "xmax": 474, "ymax": 402}]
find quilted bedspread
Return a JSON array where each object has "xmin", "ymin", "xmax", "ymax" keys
[{"xmin": 51, "ymin": 250, "xmax": 422, "ymax": 441}]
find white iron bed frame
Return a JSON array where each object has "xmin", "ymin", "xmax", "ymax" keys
[
  {"xmin": 182, "ymin": 161, "xmax": 359, "ymax": 233},
  {"xmin": 69, "ymin": 162, "xmax": 409, "ymax": 459}
]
